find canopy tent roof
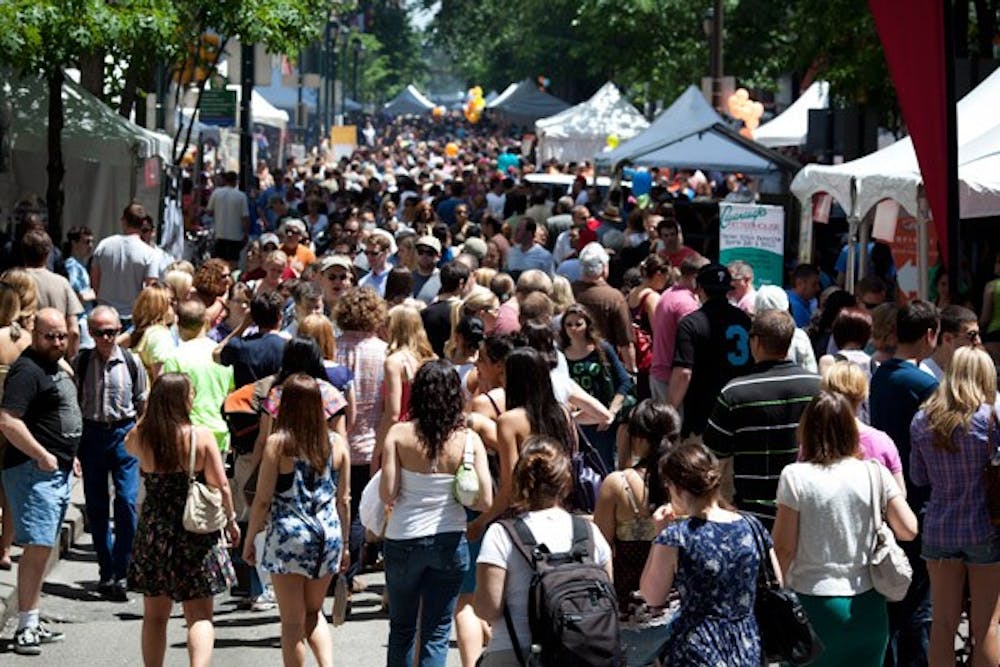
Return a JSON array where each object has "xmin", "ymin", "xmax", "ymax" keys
[
  {"xmin": 596, "ymin": 85, "xmax": 798, "ymax": 174},
  {"xmin": 790, "ymin": 65, "xmax": 1000, "ymax": 219},
  {"xmin": 535, "ymin": 82, "xmax": 649, "ymax": 164},
  {"xmin": 487, "ymin": 79, "xmax": 570, "ymax": 125},
  {"xmin": 754, "ymin": 81, "xmax": 829, "ymax": 148},
  {"xmin": 227, "ymin": 85, "xmax": 289, "ymax": 129},
  {"xmin": 382, "ymin": 84, "xmax": 435, "ymax": 116},
  {"xmin": 255, "ymin": 66, "xmax": 361, "ymax": 113},
  {"xmin": 7, "ymin": 74, "xmax": 172, "ymax": 165}
]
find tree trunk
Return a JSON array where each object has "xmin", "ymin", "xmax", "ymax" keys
[
  {"xmin": 78, "ymin": 50, "xmax": 105, "ymax": 100},
  {"xmin": 46, "ymin": 69, "xmax": 66, "ymax": 246}
]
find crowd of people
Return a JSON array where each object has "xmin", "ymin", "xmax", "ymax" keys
[{"xmin": 0, "ymin": 114, "xmax": 996, "ymax": 667}]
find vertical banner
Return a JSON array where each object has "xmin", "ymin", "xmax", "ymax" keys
[
  {"xmin": 891, "ymin": 216, "xmax": 939, "ymax": 300},
  {"xmin": 718, "ymin": 203, "xmax": 785, "ymax": 287}
]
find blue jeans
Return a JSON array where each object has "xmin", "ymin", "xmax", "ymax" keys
[
  {"xmin": 885, "ymin": 536, "xmax": 931, "ymax": 667},
  {"xmin": 384, "ymin": 531, "xmax": 468, "ymax": 667},
  {"xmin": 78, "ymin": 420, "xmax": 139, "ymax": 582}
]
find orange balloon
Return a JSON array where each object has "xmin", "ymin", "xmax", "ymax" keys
[{"xmin": 445, "ymin": 142, "xmax": 459, "ymax": 157}]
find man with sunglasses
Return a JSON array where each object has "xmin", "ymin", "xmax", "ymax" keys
[
  {"xmin": 0, "ymin": 309, "xmax": 83, "ymax": 654},
  {"xmin": 412, "ymin": 236, "xmax": 443, "ymax": 305},
  {"xmin": 357, "ymin": 232, "xmax": 394, "ymax": 297},
  {"xmin": 72, "ymin": 306, "xmax": 147, "ymax": 602},
  {"xmin": 918, "ymin": 305, "xmax": 980, "ymax": 382}
]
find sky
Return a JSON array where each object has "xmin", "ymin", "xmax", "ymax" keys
[{"xmin": 408, "ymin": 0, "xmax": 438, "ymax": 32}]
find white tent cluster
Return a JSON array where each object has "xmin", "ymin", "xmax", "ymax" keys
[
  {"xmin": 534, "ymin": 82, "xmax": 648, "ymax": 164},
  {"xmin": 753, "ymin": 81, "xmax": 829, "ymax": 148}
]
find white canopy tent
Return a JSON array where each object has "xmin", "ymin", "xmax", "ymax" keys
[
  {"xmin": 2, "ymin": 74, "xmax": 171, "ymax": 241},
  {"xmin": 790, "ymin": 66, "xmax": 1000, "ymax": 293},
  {"xmin": 382, "ymin": 84, "xmax": 435, "ymax": 116},
  {"xmin": 754, "ymin": 81, "xmax": 829, "ymax": 148},
  {"xmin": 534, "ymin": 82, "xmax": 649, "ymax": 164}
]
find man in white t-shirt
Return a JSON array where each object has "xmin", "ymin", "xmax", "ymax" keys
[{"xmin": 206, "ymin": 170, "xmax": 249, "ymax": 269}]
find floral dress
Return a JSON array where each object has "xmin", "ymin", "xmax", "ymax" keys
[
  {"xmin": 656, "ymin": 516, "xmax": 766, "ymax": 667},
  {"xmin": 128, "ymin": 471, "xmax": 236, "ymax": 601},
  {"xmin": 261, "ymin": 450, "xmax": 343, "ymax": 579}
]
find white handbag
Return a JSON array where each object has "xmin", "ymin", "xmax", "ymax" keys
[
  {"xmin": 865, "ymin": 461, "xmax": 912, "ymax": 602},
  {"xmin": 182, "ymin": 427, "xmax": 228, "ymax": 534},
  {"xmin": 453, "ymin": 429, "xmax": 480, "ymax": 508}
]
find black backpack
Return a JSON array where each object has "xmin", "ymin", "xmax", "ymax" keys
[{"xmin": 499, "ymin": 516, "xmax": 622, "ymax": 667}]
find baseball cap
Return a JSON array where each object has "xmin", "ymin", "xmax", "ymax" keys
[
  {"xmin": 259, "ymin": 233, "xmax": 279, "ymax": 249},
  {"xmin": 462, "ymin": 237, "xmax": 487, "ymax": 260},
  {"xmin": 280, "ymin": 218, "xmax": 307, "ymax": 236},
  {"xmin": 415, "ymin": 235, "xmax": 442, "ymax": 254},
  {"xmin": 697, "ymin": 263, "xmax": 733, "ymax": 293},
  {"xmin": 318, "ymin": 255, "xmax": 354, "ymax": 273}
]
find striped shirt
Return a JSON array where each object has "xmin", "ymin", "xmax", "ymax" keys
[
  {"xmin": 74, "ymin": 346, "xmax": 148, "ymax": 423},
  {"xmin": 335, "ymin": 331, "xmax": 387, "ymax": 465},
  {"xmin": 704, "ymin": 360, "xmax": 820, "ymax": 526}
]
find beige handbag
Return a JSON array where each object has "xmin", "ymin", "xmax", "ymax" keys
[{"xmin": 182, "ymin": 427, "xmax": 228, "ymax": 534}]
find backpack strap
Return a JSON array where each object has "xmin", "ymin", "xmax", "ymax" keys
[
  {"xmin": 570, "ymin": 515, "xmax": 593, "ymax": 561},
  {"xmin": 498, "ymin": 518, "xmax": 538, "ymax": 667},
  {"xmin": 75, "ymin": 347, "xmax": 93, "ymax": 390}
]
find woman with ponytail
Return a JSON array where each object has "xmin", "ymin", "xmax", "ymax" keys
[{"xmin": 473, "ymin": 436, "xmax": 613, "ymax": 666}]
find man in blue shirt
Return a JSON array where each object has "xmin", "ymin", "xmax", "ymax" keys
[
  {"xmin": 869, "ymin": 299, "xmax": 939, "ymax": 667},
  {"xmin": 785, "ymin": 264, "xmax": 820, "ymax": 328}
]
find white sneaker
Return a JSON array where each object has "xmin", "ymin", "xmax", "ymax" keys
[{"xmin": 250, "ymin": 587, "xmax": 276, "ymax": 612}]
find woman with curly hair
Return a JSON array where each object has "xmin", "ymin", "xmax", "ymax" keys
[
  {"xmin": 374, "ymin": 305, "xmax": 436, "ymax": 467},
  {"xmin": 192, "ymin": 258, "xmax": 232, "ymax": 329},
  {"xmin": 129, "ymin": 286, "xmax": 177, "ymax": 381},
  {"xmin": 380, "ymin": 360, "xmax": 493, "ymax": 667},
  {"xmin": 333, "ymin": 287, "xmax": 388, "ymax": 588}
]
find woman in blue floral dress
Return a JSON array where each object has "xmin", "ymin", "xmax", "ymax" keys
[
  {"xmin": 244, "ymin": 374, "xmax": 351, "ymax": 667},
  {"xmin": 640, "ymin": 442, "xmax": 775, "ymax": 666}
]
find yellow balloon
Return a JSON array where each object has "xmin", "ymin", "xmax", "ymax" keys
[
  {"xmin": 735, "ymin": 88, "xmax": 750, "ymax": 102},
  {"xmin": 606, "ymin": 134, "xmax": 620, "ymax": 149},
  {"xmin": 445, "ymin": 142, "xmax": 459, "ymax": 157}
]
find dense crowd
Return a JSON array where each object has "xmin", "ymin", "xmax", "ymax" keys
[{"xmin": 0, "ymin": 115, "xmax": 997, "ymax": 667}]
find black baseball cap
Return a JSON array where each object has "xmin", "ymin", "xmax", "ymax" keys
[{"xmin": 697, "ymin": 263, "xmax": 733, "ymax": 293}]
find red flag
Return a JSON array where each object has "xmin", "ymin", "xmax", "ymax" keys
[{"xmin": 868, "ymin": 0, "xmax": 955, "ymax": 263}]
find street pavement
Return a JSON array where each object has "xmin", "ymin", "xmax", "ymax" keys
[{"xmin": 0, "ymin": 530, "xmax": 462, "ymax": 665}]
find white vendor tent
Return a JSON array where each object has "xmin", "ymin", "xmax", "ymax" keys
[
  {"xmin": 382, "ymin": 84, "xmax": 435, "ymax": 116},
  {"xmin": 535, "ymin": 82, "xmax": 649, "ymax": 164},
  {"xmin": 754, "ymin": 81, "xmax": 829, "ymax": 148},
  {"xmin": 2, "ymin": 74, "xmax": 171, "ymax": 241},
  {"xmin": 596, "ymin": 85, "xmax": 798, "ymax": 174}
]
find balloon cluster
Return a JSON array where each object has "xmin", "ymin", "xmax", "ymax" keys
[
  {"xmin": 464, "ymin": 86, "xmax": 485, "ymax": 124},
  {"xmin": 445, "ymin": 142, "xmax": 459, "ymax": 158},
  {"xmin": 727, "ymin": 88, "xmax": 764, "ymax": 138},
  {"xmin": 605, "ymin": 134, "xmax": 620, "ymax": 150},
  {"xmin": 536, "ymin": 75, "xmax": 551, "ymax": 90}
]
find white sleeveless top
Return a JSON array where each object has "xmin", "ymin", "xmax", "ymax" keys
[{"xmin": 385, "ymin": 468, "xmax": 467, "ymax": 540}]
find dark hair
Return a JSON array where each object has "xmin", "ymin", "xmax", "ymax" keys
[
  {"xmin": 558, "ymin": 303, "xmax": 608, "ymax": 364},
  {"xmin": 293, "ymin": 280, "xmax": 321, "ymax": 307},
  {"xmin": 384, "ymin": 267, "xmax": 414, "ymax": 304},
  {"xmin": 410, "ymin": 359, "xmax": 466, "ymax": 463},
  {"xmin": 628, "ymin": 400, "xmax": 681, "ymax": 508},
  {"xmin": 138, "ymin": 373, "xmax": 192, "ymax": 472},
  {"xmin": 250, "ymin": 291, "xmax": 285, "ymax": 329},
  {"xmin": 815, "ymin": 289, "xmax": 857, "ymax": 335},
  {"xmin": 490, "ymin": 273, "xmax": 515, "ymax": 302},
  {"xmin": 750, "ymin": 309, "xmax": 795, "ymax": 356},
  {"xmin": 855, "ymin": 276, "xmax": 887, "ymax": 299},
  {"xmin": 510, "ymin": 436, "xmax": 573, "ymax": 513},
  {"xmin": 798, "ymin": 391, "xmax": 860, "ymax": 465},
  {"xmin": 660, "ymin": 442, "xmax": 723, "ymax": 499},
  {"xmin": 20, "ymin": 229, "xmax": 52, "ymax": 266},
  {"xmin": 275, "ymin": 337, "xmax": 327, "ymax": 385},
  {"xmin": 504, "ymin": 347, "xmax": 572, "ymax": 449},
  {"xmin": 455, "ymin": 315, "xmax": 485, "ymax": 350},
  {"xmin": 895, "ymin": 299, "xmax": 940, "ymax": 345},
  {"xmin": 938, "ymin": 304, "xmax": 978, "ymax": 336},
  {"xmin": 439, "ymin": 261, "xmax": 471, "ymax": 294},
  {"xmin": 640, "ymin": 254, "xmax": 669, "ymax": 280},
  {"xmin": 481, "ymin": 334, "xmax": 515, "ymax": 364},
  {"xmin": 519, "ymin": 291, "xmax": 554, "ymax": 325},
  {"xmin": 177, "ymin": 299, "xmax": 207, "ymax": 331},
  {"xmin": 517, "ymin": 320, "xmax": 559, "ymax": 369},
  {"xmin": 831, "ymin": 307, "xmax": 873, "ymax": 349},
  {"xmin": 274, "ymin": 374, "xmax": 330, "ymax": 473},
  {"xmin": 791, "ymin": 263, "xmax": 819, "ymax": 283}
]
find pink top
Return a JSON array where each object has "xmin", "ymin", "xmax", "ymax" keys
[
  {"xmin": 857, "ymin": 421, "xmax": 903, "ymax": 474},
  {"xmin": 650, "ymin": 284, "xmax": 700, "ymax": 382},
  {"xmin": 493, "ymin": 299, "xmax": 521, "ymax": 335}
]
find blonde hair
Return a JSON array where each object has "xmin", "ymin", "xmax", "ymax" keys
[
  {"xmin": 298, "ymin": 313, "xmax": 337, "ymax": 360},
  {"xmin": 131, "ymin": 286, "xmax": 174, "ymax": 346},
  {"xmin": 1, "ymin": 268, "xmax": 38, "ymax": 321},
  {"xmin": 474, "ymin": 267, "xmax": 497, "ymax": 289},
  {"xmin": 460, "ymin": 286, "xmax": 498, "ymax": 320},
  {"xmin": 163, "ymin": 270, "xmax": 193, "ymax": 301},
  {"xmin": 549, "ymin": 275, "xmax": 574, "ymax": 315},
  {"xmin": 386, "ymin": 304, "xmax": 435, "ymax": 363},
  {"xmin": 923, "ymin": 346, "xmax": 997, "ymax": 452},
  {"xmin": 820, "ymin": 360, "xmax": 868, "ymax": 408},
  {"xmin": 264, "ymin": 249, "xmax": 288, "ymax": 266},
  {"xmin": 164, "ymin": 260, "xmax": 195, "ymax": 276}
]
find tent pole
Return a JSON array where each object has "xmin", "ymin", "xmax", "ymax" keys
[
  {"xmin": 797, "ymin": 196, "xmax": 813, "ymax": 266},
  {"xmin": 859, "ymin": 213, "xmax": 870, "ymax": 283},
  {"xmin": 845, "ymin": 178, "xmax": 858, "ymax": 293},
  {"xmin": 917, "ymin": 191, "xmax": 930, "ymax": 300}
]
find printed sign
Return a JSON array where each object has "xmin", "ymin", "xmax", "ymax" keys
[
  {"xmin": 199, "ymin": 90, "xmax": 237, "ymax": 127},
  {"xmin": 718, "ymin": 202, "xmax": 785, "ymax": 287}
]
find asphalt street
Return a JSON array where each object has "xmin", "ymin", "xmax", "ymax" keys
[{"xmin": 0, "ymin": 531, "xmax": 462, "ymax": 666}]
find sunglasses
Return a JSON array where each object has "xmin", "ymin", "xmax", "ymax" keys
[
  {"xmin": 365, "ymin": 249, "xmax": 385, "ymax": 257},
  {"xmin": 94, "ymin": 327, "xmax": 121, "ymax": 339},
  {"xmin": 417, "ymin": 248, "xmax": 438, "ymax": 256},
  {"xmin": 41, "ymin": 331, "xmax": 68, "ymax": 341},
  {"xmin": 964, "ymin": 329, "xmax": 981, "ymax": 341},
  {"xmin": 326, "ymin": 272, "xmax": 349, "ymax": 281},
  {"xmin": 284, "ymin": 229, "xmax": 301, "ymax": 236}
]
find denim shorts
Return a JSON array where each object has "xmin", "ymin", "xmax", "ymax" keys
[
  {"xmin": 1, "ymin": 459, "xmax": 72, "ymax": 548},
  {"xmin": 922, "ymin": 531, "xmax": 1000, "ymax": 564}
]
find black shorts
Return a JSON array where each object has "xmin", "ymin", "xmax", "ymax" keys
[{"xmin": 213, "ymin": 238, "xmax": 244, "ymax": 262}]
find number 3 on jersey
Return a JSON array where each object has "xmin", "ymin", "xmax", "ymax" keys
[{"xmin": 725, "ymin": 325, "xmax": 750, "ymax": 366}]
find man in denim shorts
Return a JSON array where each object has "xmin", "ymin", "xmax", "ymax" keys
[{"xmin": 0, "ymin": 308, "xmax": 83, "ymax": 655}]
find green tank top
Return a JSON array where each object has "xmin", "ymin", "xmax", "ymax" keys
[{"xmin": 990, "ymin": 282, "xmax": 1000, "ymax": 334}]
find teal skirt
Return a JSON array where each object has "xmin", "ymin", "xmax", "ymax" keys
[{"xmin": 797, "ymin": 588, "xmax": 888, "ymax": 666}]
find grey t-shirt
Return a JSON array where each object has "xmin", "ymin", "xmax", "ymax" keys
[{"xmin": 92, "ymin": 234, "xmax": 158, "ymax": 317}]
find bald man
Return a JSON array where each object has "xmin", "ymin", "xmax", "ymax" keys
[{"xmin": 0, "ymin": 308, "xmax": 83, "ymax": 654}]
